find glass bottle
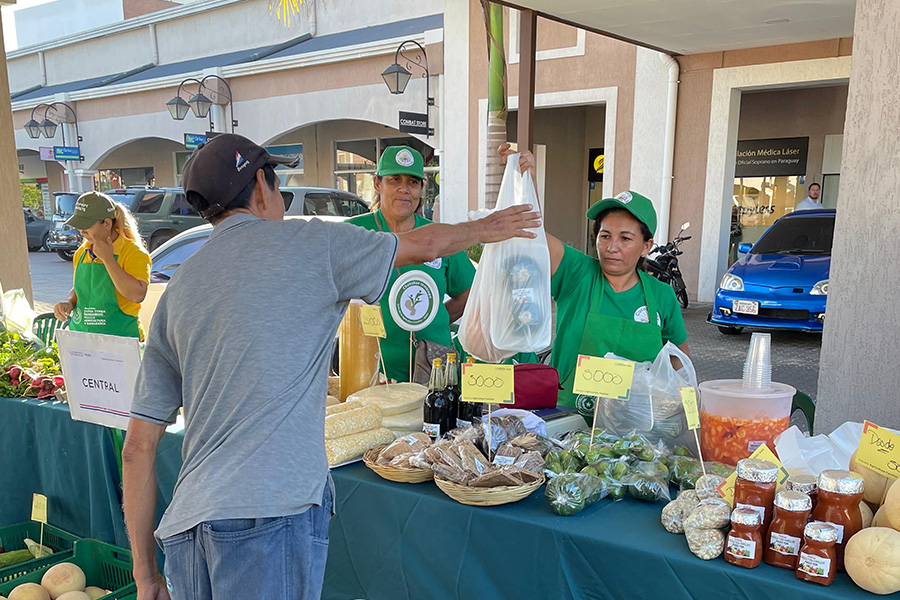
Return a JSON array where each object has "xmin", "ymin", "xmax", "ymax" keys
[
  {"xmin": 444, "ymin": 353, "xmax": 462, "ymax": 429},
  {"xmin": 725, "ymin": 507, "xmax": 764, "ymax": 569},
  {"xmin": 734, "ymin": 458, "xmax": 779, "ymax": 528},
  {"xmin": 765, "ymin": 490, "xmax": 812, "ymax": 569},
  {"xmin": 786, "ymin": 473, "xmax": 819, "ymax": 513},
  {"xmin": 463, "ymin": 356, "xmax": 483, "ymax": 425},
  {"xmin": 796, "ymin": 522, "xmax": 838, "ymax": 586},
  {"xmin": 810, "ymin": 469, "xmax": 864, "ymax": 572},
  {"xmin": 423, "ymin": 358, "xmax": 450, "ymax": 440}
]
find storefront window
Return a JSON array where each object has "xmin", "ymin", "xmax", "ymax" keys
[
  {"xmin": 730, "ymin": 175, "xmax": 801, "ymax": 263},
  {"xmin": 94, "ymin": 167, "xmax": 154, "ymax": 192}
]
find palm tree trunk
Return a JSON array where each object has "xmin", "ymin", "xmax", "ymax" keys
[{"xmin": 481, "ymin": 1, "xmax": 507, "ymax": 209}]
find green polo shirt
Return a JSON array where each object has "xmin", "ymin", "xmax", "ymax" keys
[
  {"xmin": 549, "ymin": 245, "xmax": 688, "ymax": 381},
  {"xmin": 347, "ymin": 211, "xmax": 476, "ymax": 382}
]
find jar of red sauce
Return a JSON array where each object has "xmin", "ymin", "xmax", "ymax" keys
[
  {"xmin": 796, "ymin": 522, "xmax": 838, "ymax": 586},
  {"xmin": 725, "ymin": 507, "xmax": 764, "ymax": 569},
  {"xmin": 765, "ymin": 490, "xmax": 812, "ymax": 569},
  {"xmin": 734, "ymin": 458, "xmax": 778, "ymax": 528},
  {"xmin": 785, "ymin": 473, "xmax": 818, "ymax": 512},
  {"xmin": 810, "ymin": 469, "xmax": 864, "ymax": 572}
]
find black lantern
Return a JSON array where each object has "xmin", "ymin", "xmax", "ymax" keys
[
  {"xmin": 381, "ymin": 62, "xmax": 412, "ymax": 95},
  {"xmin": 166, "ymin": 96, "xmax": 190, "ymax": 120},
  {"xmin": 24, "ymin": 119, "xmax": 42, "ymax": 139},
  {"xmin": 39, "ymin": 118, "xmax": 58, "ymax": 138},
  {"xmin": 188, "ymin": 92, "xmax": 213, "ymax": 118}
]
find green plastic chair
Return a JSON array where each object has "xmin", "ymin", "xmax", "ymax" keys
[
  {"xmin": 32, "ymin": 312, "xmax": 68, "ymax": 346},
  {"xmin": 790, "ymin": 391, "xmax": 816, "ymax": 434}
]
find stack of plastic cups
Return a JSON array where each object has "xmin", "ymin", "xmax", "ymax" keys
[{"xmin": 742, "ymin": 332, "xmax": 772, "ymax": 390}]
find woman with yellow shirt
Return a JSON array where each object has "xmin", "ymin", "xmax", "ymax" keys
[{"xmin": 54, "ymin": 191, "xmax": 151, "ymax": 340}]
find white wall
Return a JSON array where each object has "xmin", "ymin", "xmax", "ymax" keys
[
  {"xmin": 17, "ymin": 152, "xmax": 48, "ymax": 179},
  {"xmin": 15, "ymin": 0, "xmax": 124, "ymax": 49}
]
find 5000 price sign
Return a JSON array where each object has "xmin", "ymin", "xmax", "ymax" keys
[
  {"xmin": 572, "ymin": 355, "xmax": 635, "ymax": 400},
  {"xmin": 461, "ymin": 364, "xmax": 514, "ymax": 404}
]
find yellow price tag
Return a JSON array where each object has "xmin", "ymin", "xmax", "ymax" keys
[
  {"xmin": 679, "ymin": 387, "xmax": 700, "ymax": 430},
  {"xmin": 717, "ymin": 444, "xmax": 790, "ymax": 505},
  {"xmin": 358, "ymin": 304, "xmax": 386, "ymax": 338},
  {"xmin": 571, "ymin": 355, "xmax": 635, "ymax": 400},
  {"xmin": 31, "ymin": 493, "xmax": 47, "ymax": 524},
  {"xmin": 461, "ymin": 363, "xmax": 514, "ymax": 405},
  {"xmin": 856, "ymin": 421, "xmax": 900, "ymax": 479}
]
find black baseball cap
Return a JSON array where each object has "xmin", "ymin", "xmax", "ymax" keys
[{"xmin": 182, "ymin": 134, "xmax": 299, "ymax": 219}]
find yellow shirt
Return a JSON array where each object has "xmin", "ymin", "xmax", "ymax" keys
[{"xmin": 73, "ymin": 235, "xmax": 152, "ymax": 339}]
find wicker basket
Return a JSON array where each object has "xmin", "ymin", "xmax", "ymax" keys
[
  {"xmin": 363, "ymin": 444, "xmax": 434, "ymax": 484},
  {"xmin": 433, "ymin": 473, "xmax": 545, "ymax": 506}
]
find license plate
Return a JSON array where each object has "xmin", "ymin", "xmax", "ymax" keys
[
  {"xmin": 55, "ymin": 222, "xmax": 66, "ymax": 229},
  {"xmin": 733, "ymin": 300, "xmax": 759, "ymax": 315}
]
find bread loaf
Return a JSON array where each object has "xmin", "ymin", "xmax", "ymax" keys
[{"xmin": 324, "ymin": 405, "xmax": 381, "ymax": 440}]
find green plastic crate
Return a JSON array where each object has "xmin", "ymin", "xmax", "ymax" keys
[
  {"xmin": 0, "ymin": 522, "xmax": 80, "ymax": 584},
  {"xmin": 0, "ymin": 539, "xmax": 134, "ymax": 599}
]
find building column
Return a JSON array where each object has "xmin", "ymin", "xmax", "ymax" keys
[
  {"xmin": 816, "ymin": 0, "xmax": 900, "ymax": 432},
  {"xmin": 439, "ymin": 0, "xmax": 470, "ymax": 224},
  {"xmin": 0, "ymin": 9, "xmax": 34, "ymax": 303}
]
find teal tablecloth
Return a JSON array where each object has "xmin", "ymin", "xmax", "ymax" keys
[{"xmin": 0, "ymin": 397, "xmax": 881, "ymax": 599}]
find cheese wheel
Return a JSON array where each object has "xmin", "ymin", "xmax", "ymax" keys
[
  {"xmin": 348, "ymin": 383, "xmax": 427, "ymax": 416},
  {"xmin": 382, "ymin": 408, "xmax": 424, "ymax": 431}
]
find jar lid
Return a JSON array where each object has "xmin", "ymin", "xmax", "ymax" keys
[
  {"xmin": 774, "ymin": 490, "xmax": 812, "ymax": 512},
  {"xmin": 785, "ymin": 473, "xmax": 818, "ymax": 495},
  {"xmin": 805, "ymin": 521, "xmax": 838, "ymax": 543},
  {"xmin": 736, "ymin": 458, "xmax": 779, "ymax": 483},
  {"xmin": 731, "ymin": 507, "xmax": 762, "ymax": 527},
  {"xmin": 817, "ymin": 469, "xmax": 865, "ymax": 495}
]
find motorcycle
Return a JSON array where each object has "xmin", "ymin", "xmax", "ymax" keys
[{"xmin": 642, "ymin": 222, "xmax": 691, "ymax": 309}]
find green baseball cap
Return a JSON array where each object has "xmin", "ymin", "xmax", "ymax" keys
[
  {"xmin": 586, "ymin": 190, "xmax": 658, "ymax": 236},
  {"xmin": 377, "ymin": 146, "xmax": 425, "ymax": 179},
  {"xmin": 65, "ymin": 191, "xmax": 117, "ymax": 230}
]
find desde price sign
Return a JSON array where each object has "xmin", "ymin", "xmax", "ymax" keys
[
  {"xmin": 358, "ymin": 304, "xmax": 386, "ymax": 338},
  {"xmin": 679, "ymin": 386, "xmax": 701, "ymax": 430},
  {"xmin": 32, "ymin": 493, "xmax": 47, "ymax": 524},
  {"xmin": 572, "ymin": 355, "xmax": 635, "ymax": 400},
  {"xmin": 856, "ymin": 421, "xmax": 900, "ymax": 479},
  {"xmin": 461, "ymin": 363, "xmax": 514, "ymax": 405}
]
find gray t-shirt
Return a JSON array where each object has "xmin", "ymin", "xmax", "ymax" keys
[{"xmin": 130, "ymin": 213, "xmax": 398, "ymax": 540}]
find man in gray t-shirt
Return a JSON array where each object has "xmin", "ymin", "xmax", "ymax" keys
[{"xmin": 122, "ymin": 134, "xmax": 540, "ymax": 600}]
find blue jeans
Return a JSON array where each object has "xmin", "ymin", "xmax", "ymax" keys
[{"xmin": 159, "ymin": 487, "xmax": 332, "ymax": 600}]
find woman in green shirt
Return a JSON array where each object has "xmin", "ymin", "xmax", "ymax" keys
[
  {"xmin": 501, "ymin": 146, "xmax": 690, "ymax": 417},
  {"xmin": 347, "ymin": 146, "xmax": 476, "ymax": 382}
]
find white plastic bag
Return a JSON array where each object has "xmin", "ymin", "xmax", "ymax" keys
[
  {"xmin": 1, "ymin": 288, "xmax": 37, "ymax": 336},
  {"xmin": 774, "ymin": 421, "xmax": 899, "ymax": 475},
  {"xmin": 590, "ymin": 343, "xmax": 697, "ymax": 446},
  {"xmin": 459, "ymin": 154, "xmax": 552, "ymax": 362}
]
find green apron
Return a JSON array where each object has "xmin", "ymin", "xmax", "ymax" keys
[
  {"xmin": 70, "ymin": 247, "xmax": 141, "ymax": 480},
  {"xmin": 559, "ymin": 271, "xmax": 664, "ymax": 418},
  {"xmin": 70, "ymin": 248, "xmax": 141, "ymax": 339}
]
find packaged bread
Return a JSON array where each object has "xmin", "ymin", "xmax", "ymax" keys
[
  {"xmin": 377, "ymin": 432, "xmax": 431, "ymax": 465},
  {"xmin": 326, "ymin": 428, "xmax": 394, "ymax": 465},
  {"xmin": 432, "ymin": 461, "xmax": 472, "ymax": 485},
  {"xmin": 493, "ymin": 443, "xmax": 523, "ymax": 465},
  {"xmin": 509, "ymin": 433, "xmax": 554, "ymax": 457},
  {"xmin": 324, "ymin": 405, "xmax": 381, "ymax": 440},
  {"xmin": 347, "ymin": 383, "xmax": 427, "ymax": 416},
  {"xmin": 455, "ymin": 441, "xmax": 491, "ymax": 476},
  {"xmin": 326, "ymin": 399, "xmax": 362, "ymax": 416},
  {"xmin": 469, "ymin": 465, "xmax": 525, "ymax": 488},
  {"xmin": 514, "ymin": 451, "xmax": 545, "ymax": 475},
  {"xmin": 382, "ymin": 408, "xmax": 423, "ymax": 431}
]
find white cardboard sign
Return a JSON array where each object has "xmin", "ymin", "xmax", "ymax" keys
[{"xmin": 56, "ymin": 330, "xmax": 142, "ymax": 430}]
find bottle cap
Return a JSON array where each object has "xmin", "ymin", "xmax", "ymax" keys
[
  {"xmin": 785, "ymin": 474, "xmax": 818, "ymax": 495},
  {"xmin": 817, "ymin": 469, "xmax": 864, "ymax": 495},
  {"xmin": 730, "ymin": 507, "xmax": 762, "ymax": 527},
  {"xmin": 804, "ymin": 521, "xmax": 838, "ymax": 543},
  {"xmin": 774, "ymin": 490, "xmax": 812, "ymax": 512},
  {"xmin": 736, "ymin": 458, "xmax": 779, "ymax": 483},
  {"xmin": 447, "ymin": 353, "xmax": 456, "ymax": 363},
  {"xmin": 433, "ymin": 358, "xmax": 442, "ymax": 368}
]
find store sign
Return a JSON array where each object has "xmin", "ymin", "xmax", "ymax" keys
[
  {"xmin": 41, "ymin": 184, "xmax": 52, "ymax": 217},
  {"xmin": 53, "ymin": 146, "xmax": 81, "ymax": 161},
  {"xmin": 735, "ymin": 137, "xmax": 808, "ymax": 177},
  {"xmin": 184, "ymin": 133, "xmax": 207, "ymax": 150},
  {"xmin": 399, "ymin": 111, "xmax": 429, "ymax": 135},
  {"xmin": 39, "ymin": 147, "xmax": 55, "ymax": 161},
  {"xmin": 56, "ymin": 330, "xmax": 142, "ymax": 431},
  {"xmin": 588, "ymin": 148, "xmax": 605, "ymax": 182}
]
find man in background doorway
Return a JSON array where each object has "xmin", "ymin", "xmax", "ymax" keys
[{"xmin": 795, "ymin": 182, "xmax": 822, "ymax": 211}]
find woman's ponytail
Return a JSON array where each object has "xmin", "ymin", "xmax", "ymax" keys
[{"xmin": 112, "ymin": 202, "xmax": 147, "ymax": 252}]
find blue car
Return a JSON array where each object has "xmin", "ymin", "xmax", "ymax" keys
[{"xmin": 709, "ymin": 209, "xmax": 834, "ymax": 334}]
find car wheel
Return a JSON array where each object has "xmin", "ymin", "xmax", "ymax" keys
[
  {"xmin": 57, "ymin": 250, "xmax": 75, "ymax": 261},
  {"xmin": 149, "ymin": 232, "xmax": 174, "ymax": 251},
  {"xmin": 41, "ymin": 233, "xmax": 50, "ymax": 252},
  {"xmin": 718, "ymin": 326, "xmax": 744, "ymax": 335}
]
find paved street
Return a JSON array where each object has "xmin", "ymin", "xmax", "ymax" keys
[{"xmin": 25, "ymin": 251, "xmax": 822, "ymax": 398}]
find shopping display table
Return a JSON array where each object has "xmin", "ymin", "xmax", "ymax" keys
[{"xmin": 0, "ymin": 397, "xmax": 877, "ymax": 599}]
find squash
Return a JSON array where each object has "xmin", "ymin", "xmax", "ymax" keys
[
  {"xmin": 873, "ymin": 506, "xmax": 891, "ymax": 528},
  {"xmin": 850, "ymin": 449, "xmax": 890, "ymax": 506},
  {"xmin": 885, "ymin": 478, "xmax": 900, "ymax": 530},
  {"xmin": 40, "ymin": 562, "xmax": 85, "ymax": 599},
  {"xmin": 8, "ymin": 583, "xmax": 50, "ymax": 600},
  {"xmin": 861, "ymin": 500, "xmax": 874, "ymax": 528},
  {"xmin": 845, "ymin": 527, "xmax": 900, "ymax": 595}
]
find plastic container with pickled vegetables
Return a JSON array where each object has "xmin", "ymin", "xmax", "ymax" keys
[{"xmin": 698, "ymin": 379, "xmax": 794, "ymax": 466}]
